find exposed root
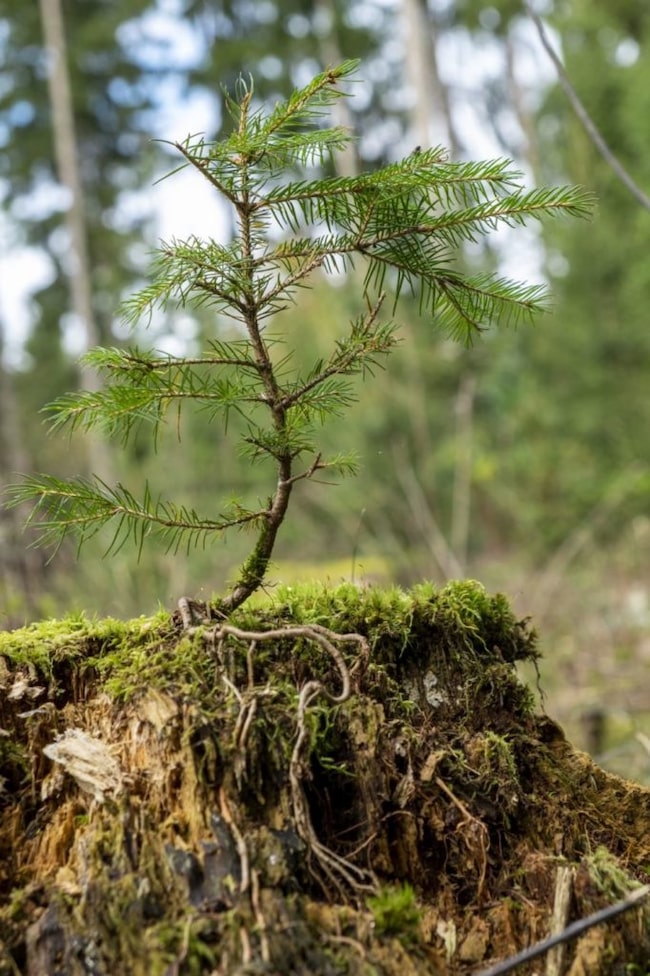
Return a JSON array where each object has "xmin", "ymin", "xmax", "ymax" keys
[
  {"xmin": 209, "ymin": 622, "xmax": 376, "ymax": 900},
  {"xmin": 238, "ymin": 924, "xmax": 252, "ymax": 967},
  {"xmin": 290, "ymin": 677, "xmax": 377, "ymax": 900},
  {"xmin": 211, "ymin": 622, "xmax": 370, "ymax": 697},
  {"xmin": 219, "ymin": 787, "xmax": 250, "ymax": 894},
  {"xmin": 435, "ymin": 775, "xmax": 489, "ymax": 899},
  {"xmin": 222, "ymin": 665, "xmax": 277, "ymax": 789},
  {"xmin": 177, "ymin": 597, "xmax": 196, "ymax": 631},
  {"xmin": 250, "ymin": 868, "xmax": 271, "ymax": 964}
]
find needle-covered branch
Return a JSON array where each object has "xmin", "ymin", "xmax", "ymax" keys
[
  {"xmin": 7, "ymin": 61, "xmax": 594, "ymax": 611},
  {"xmin": 8, "ymin": 475, "xmax": 267, "ymax": 557}
]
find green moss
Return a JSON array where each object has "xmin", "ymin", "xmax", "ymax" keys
[
  {"xmin": 483, "ymin": 731, "xmax": 519, "ymax": 782},
  {"xmin": 367, "ymin": 883, "xmax": 422, "ymax": 946},
  {"xmin": 0, "ymin": 610, "xmax": 171, "ymax": 675},
  {"xmin": 586, "ymin": 846, "xmax": 646, "ymax": 901},
  {"xmin": 243, "ymin": 579, "xmax": 537, "ymax": 665},
  {"xmin": 0, "ymin": 582, "xmax": 538, "ymax": 715}
]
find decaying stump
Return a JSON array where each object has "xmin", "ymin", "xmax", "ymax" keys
[{"xmin": 1, "ymin": 582, "xmax": 648, "ymax": 974}]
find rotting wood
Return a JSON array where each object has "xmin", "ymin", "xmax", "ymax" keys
[
  {"xmin": 546, "ymin": 864, "xmax": 573, "ymax": 976},
  {"xmin": 476, "ymin": 884, "xmax": 650, "ymax": 976}
]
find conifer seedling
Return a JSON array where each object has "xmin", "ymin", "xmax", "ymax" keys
[{"xmin": 8, "ymin": 61, "xmax": 594, "ymax": 613}]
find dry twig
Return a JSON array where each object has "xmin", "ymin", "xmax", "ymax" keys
[{"xmin": 525, "ymin": 2, "xmax": 650, "ymax": 211}]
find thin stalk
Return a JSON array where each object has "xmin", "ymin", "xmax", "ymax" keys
[
  {"xmin": 525, "ymin": 2, "xmax": 650, "ymax": 212},
  {"xmin": 221, "ymin": 96, "xmax": 294, "ymax": 612}
]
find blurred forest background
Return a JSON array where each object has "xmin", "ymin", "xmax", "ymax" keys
[{"xmin": 1, "ymin": 0, "xmax": 649, "ymax": 780}]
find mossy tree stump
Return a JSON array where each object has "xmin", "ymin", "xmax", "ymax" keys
[{"xmin": 1, "ymin": 582, "xmax": 648, "ymax": 975}]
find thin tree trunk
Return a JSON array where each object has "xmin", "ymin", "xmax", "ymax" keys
[
  {"xmin": 505, "ymin": 30, "xmax": 542, "ymax": 183},
  {"xmin": 450, "ymin": 372, "xmax": 476, "ymax": 573},
  {"xmin": 401, "ymin": 0, "xmax": 461, "ymax": 156},
  {"xmin": 38, "ymin": 0, "xmax": 111, "ymax": 479},
  {"xmin": 0, "ymin": 338, "xmax": 47, "ymax": 620},
  {"xmin": 314, "ymin": 0, "xmax": 359, "ymax": 177},
  {"xmin": 38, "ymin": 0, "xmax": 100, "ymax": 364}
]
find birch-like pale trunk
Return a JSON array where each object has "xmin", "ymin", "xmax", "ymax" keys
[
  {"xmin": 401, "ymin": 0, "xmax": 460, "ymax": 157},
  {"xmin": 38, "ymin": 0, "xmax": 111, "ymax": 479},
  {"xmin": 314, "ymin": 0, "xmax": 359, "ymax": 177}
]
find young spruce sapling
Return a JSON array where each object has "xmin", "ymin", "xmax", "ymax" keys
[{"xmin": 9, "ymin": 61, "xmax": 594, "ymax": 613}]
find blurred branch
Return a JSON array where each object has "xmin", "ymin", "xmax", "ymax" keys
[
  {"xmin": 392, "ymin": 441, "xmax": 463, "ymax": 580},
  {"xmin": 505, "ymin": 30, "xmax": 541, "ymax": 182},
  {"xmin": 450, "ymin": 372, "xmax": 475, "ymax": 573},
  {"xmin": 530, "ymin": 464, "xmax": 646, "ymax": 620},
  {"xmin": 525, "ymin": 1, "xmax": 650, "ymax": 211}
]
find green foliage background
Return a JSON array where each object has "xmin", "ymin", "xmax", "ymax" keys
[{"xmin": 1, "ymin": 0, "xmax": 649, "ymax": 776}]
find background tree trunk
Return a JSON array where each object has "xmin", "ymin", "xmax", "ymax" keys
[
  {"xmin": 38, "ymin": 0, "xmax": 111, "ymax": 480},
  {"xmin": 0, "ymin": 329, "xmax": 47, "ymax": 622},
  {"xmin": 401, "ymin": 0, "xmax": 460, "ymax": 156}
]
